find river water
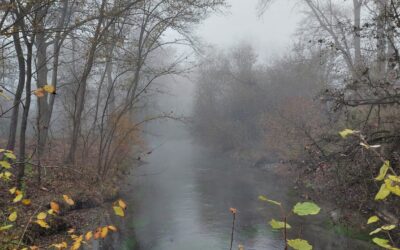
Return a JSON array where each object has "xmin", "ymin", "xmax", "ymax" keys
[{"xmin": 104, "ymin": 79, "xmax": 377, "ymax": 250}]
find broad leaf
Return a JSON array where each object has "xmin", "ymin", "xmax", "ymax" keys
[
  {"xmin": 372, "ymin": 237, "xmax": 400, "ymax": 250},
  {"xmin": 292, "ymin": 202, "xmax": 320, "ymax": 216},
  {"xmin": 63, "ymin": 195, "xmax": 75, "ymax": 205},
  {"xmin": 385, "ymin": 179, "xmax": 400, "ymax": 196},
  {"xmin": 4, "ymin": 152, "xmax": 16, "ymax": 160},
  {"xmin": 0, "ymin": 161, "xmax": 11, "ymax": 169},
  {"xmin": 37, "ymin": 212, "xmax": 47, "ymax": 220},
  {"xmin": 118, "ymin": 199, "xmax": 127, "ymax": 209},
  {"xmin": 339, "ymin": 129, "xmax": 355, "ymax": 138},
  {"xmin": 50, "ymin": 201, "xmax": 60, "ymax": 214},
  {"xmin": 22, "ymin": 199, "xmax": 31, "ymax": 206},
  {"xmin": 85, "ymin": 231, "xmax": 93, "ymax": 241},
  {"xmin": 113, "ymin": 206, "xmax": 125, "ymax": 217},
  {"xmin": 43, "ymin": 85, "xmax": 56, "ymax": 94},
  {"xmin": 375, "ymin": 184, "xmax": 390, "ymax": 200},
  {"xmin": 381, "ymin": 225, "xmax": 396, "ymax": 231},
  {"xmin": 101, "ymin": 227, "xmax": 108, "ymax": 238},
  {"xmin": 269, "ymin": 219, "xmax": 291, "ymax": 229},
  {"xmin": 287, "ymin": 239, "xmax": 312, "ymax": 250},
  {"xmin": 8, "ymin": 211, "xmax": 17, "ymax": 222},
  {"xmin": 375, "ymin": 161, "xmax": 390, "ymax": 181},
  {"xmin": 35, "ymin": 219, "xmax": 50, "ymax": 228},
  {"xmin": 367, "ymin": 216, "xmax": 379, "ymax": 224},
  {"xmin": 13, "ymin": 193, "xmax": 23, "ymax": 203}
]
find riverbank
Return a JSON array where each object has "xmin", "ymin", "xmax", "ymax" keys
[{"xmin": 0, "ymin": 145, "xmax": 137, "ymax": 249}]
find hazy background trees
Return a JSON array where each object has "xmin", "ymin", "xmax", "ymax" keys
[
  {"xmin": 0, "ymin": 0, "xmax": 226, "ymax": 184},
  {"xmin": 193, "ymin": 0, "xmax": 400, "ymax": 216}
]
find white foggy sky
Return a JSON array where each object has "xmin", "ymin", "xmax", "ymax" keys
[{"xmin": 195, "ymin": 0, "xmax": 304, "ymax": 60}]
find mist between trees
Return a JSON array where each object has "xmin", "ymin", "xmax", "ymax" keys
[
  {"xmin": 2, "ymin": 0, "xmax": 400, "ymax": 248},
  {"xmin": 0, "ymin": 0, "xmax": 226, "ymax": 183},
  {"xmin": 193, "ymin": 0, "xmax": 400, "ymax": 246}
]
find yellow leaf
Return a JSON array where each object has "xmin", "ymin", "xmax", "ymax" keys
[
  {"xmin": 0, "ymin": 224, "xmax": 13, "ymax": 231},
  {"xmin": 381, "ymin": 224, "xmax": 396, "ymax": 231},
  {"xmin": 369, "ymin": 228, "xmax": 382, "ymax": 235},
  {"xmin": 13, "ymin": 193, "xmax": 23, "ymax": 203},
  {"xmin": 385, "ymin": 179, "xmax": 400, "ymax": 196},
  {"xmin": 118, "ymin": 199, "xmax": 127, "ymax": 209},
  {"xmin": 67, "ymin": 228, "xmax": 75, "ymax": 234},
  {"xmin": 50, "ymin": 201, "xmax": 60, "ymax": 214},
  {"xmin": 113, "ymin": 206, "xmax": 124, "ymax": 217},
  {"xmin": 52, "ymin": 242, "xmax": 67, "ymax": 249},
  {"xmin": 35, "ymin": 219, "xmax": 50, "ymax": 228},
  {"xmin": 375, "ymin": 161, "xmax": 390, "ymax": 181},
  {"xmin": 8, "ymin": 211, "xmax": 17, "ymax": 222},
  {"xmin": 33, "ymin": 88, "xmax": 45, "ymax": 98},
  {"xmin": 43, "ymin": 85, "xmax": 56, "ymax": 94},
  {"xmin": 367, "ymin": 216, "xmax": 379, "ymax": 224},
  {"xmin": 101, "ymin": 227, "xmax": 108, "ymax": 238},
  {"xmin": 108, "ymin": 225, "xmax": 117, "ymax": 232},
  {"xmin": 71, "ymin": 241, "xmax": 81, "ymax": 250},
  {"xmin": 3, "ymin": 171, "xmax": 12, "ymax": 180},
  {"xmin": 22, "ymin": 199, "xmax": 31, "ymax": 206},
  {"xmin": 63, "ymin": 195, "xmax": 75, "ymax": 205},
  {"xmin": 0, "ymin": 161, "xmax": 11, "ymax": 169},
  {"xmin": 9, "ymin": 187, "xmax": 16, "ymax": 194},
  {"xmin": 339, "ymin": 129, "xmax": 356, "ymax": 138},
  {"xmin": 375, "ymin": 184, "xmax": 391, "ymax": 200},
  {"xmin": 387, "ymin": 175, "xmax": 400, "ymax": 182},
  {"xmin": 85, "ymin": 231, "xmax": 93, "ymax": 241},
  {"xmin": 37, "ymin": 212, "xmax": 47, "ymax": 220}
]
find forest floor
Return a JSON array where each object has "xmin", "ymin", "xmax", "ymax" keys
[{"xmin": 0, "ymin": 142, "xmax": 130, "ymax": 249}]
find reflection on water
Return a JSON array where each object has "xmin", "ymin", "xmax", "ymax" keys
[{"xmin": 109, "ymin": 119, "xmax": 376, "ymax": 250}]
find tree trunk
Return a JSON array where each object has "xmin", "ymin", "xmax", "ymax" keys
[
  {"xmin": 7, "ymin": 29, "xmax": 25, "ymax": 151},
  {"xmin": 17, "ymin": 42, "xmax": 33, "ymax": 186},
  {"xmin": 65, "ymin": 0, "xmax": 107, "ymax": 163}
]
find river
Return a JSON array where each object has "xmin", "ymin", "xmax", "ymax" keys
[{"xmin": 103, "ymin": 78, "xmax": 377, "ymax": 250}]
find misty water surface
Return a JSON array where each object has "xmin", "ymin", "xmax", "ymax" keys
[{"xmin": 99, "ymin": 78, "xmax": 377, "ymax": 250}]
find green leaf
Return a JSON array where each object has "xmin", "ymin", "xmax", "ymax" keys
[
  {"xmin": 0, "ymin": 224, "xmax": 13, "ymax": 231},
  {"xmin": 258, "ymin": 195, "xmax": 281, "ymax": 206},
  {"xmin": 375, "ymin": 184, "xmax": 391, "ymax": 200},
  {"xmin": 287, "ymin": 239, "xmax": 312, "ymax": 250},
  {"xmin": 381, "ymin": 225, "xmax": 396, "ymax": 231},
  {"xmin": 339, "ymin": 129, "xmax": 355, "ymax": 138},
  {"xmin": 375, "ymin": 161, "xmax": 390, "ymax": 181},
  {"xmin": 0, "ymin": 161, "xmax": 11, "ymax": 169},
  {"xmin": 4, "ymin": 152, "xmax": 16, "ymax": 160},
  {"xmin": 367, "ymin": 216, "xmax": 379, "ymax": 224},
  {"xmin": 292, "ymin": 202, "xmax": 320, "ymax": 216},
  {"xmin": 269, "ymin": 219, "xmax": 291, "ymax": 230},
  {"xmin": 372, "ymin": 237, "xmax": 400, "ymax": 249}
]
